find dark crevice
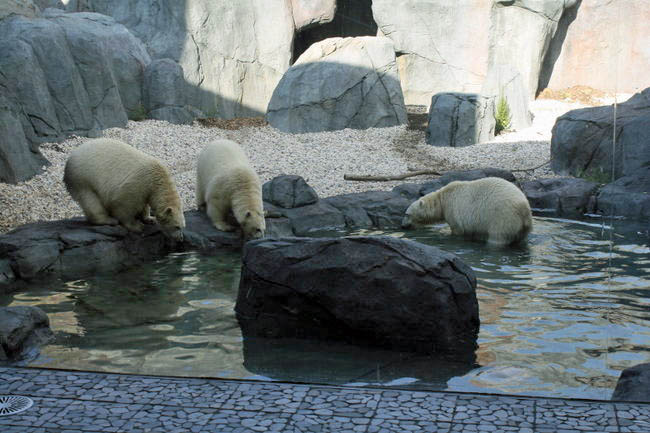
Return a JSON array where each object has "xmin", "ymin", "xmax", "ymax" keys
[
  {"xmin": 292, "ymin": 0, "xmax": 377, "ymax": 63},
  {"xmin": 537, "ymin": 0, "xmax": 582, "ymax": 95}
]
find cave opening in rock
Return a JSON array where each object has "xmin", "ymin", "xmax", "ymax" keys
[{"xmin": 292, "ymin": 0, "xmax": 378, "ymax": 63}]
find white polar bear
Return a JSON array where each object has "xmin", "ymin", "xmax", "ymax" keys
[
  {"xmin": 64, "ymin": 138, "xmax": 185, "ymax": 241},
  {"xmin": 402, "ymin": 177, "xmax": 532, "ymax": 245},
  {"xmin": 196, "ymin": 139, "xmax": 265, "ymax": 240}
]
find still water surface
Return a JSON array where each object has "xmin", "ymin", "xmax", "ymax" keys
[{"xmin": 3, "ymin": 216, "xmax": 650, "ymax": 400}]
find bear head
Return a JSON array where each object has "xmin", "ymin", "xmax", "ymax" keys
[
  {"xmin": 401, "ymin": 193, "xmax": 443, "ymax": 228},
  {"xmin": 157, "ymin": 206, "xmax": 186, "ymax": 241},
  {"xmin": 241, "ymin": 210, "xmax": 265, "ymax": 240}
]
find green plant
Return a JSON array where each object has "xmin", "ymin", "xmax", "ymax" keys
[
  {"xmin": 128, "ymin": 103, "xmax": 148, "ymax": 121},
  {"xmin": 494, "ymin": 95, "xmax": 512, "ymax": 135},
  {"xmin": 577, "ymin": 168, "xmax": 611, "ymax": 185}
]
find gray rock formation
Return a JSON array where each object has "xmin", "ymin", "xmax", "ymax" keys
[
  {"xmin": 236, "ymin": 236, "xmax": 479, "ymax": 355},
  {"xmin": 267, "ymin": 36, "xmax": 407, "ymax": 133},
  {"xmin": 0, "ymin": 9, "xmax": 150, "ymax": 183},
  {"xmin": 521, "ymin": 178, "xmax": 598, "ymax": 217},
  {"xmin": 144, "ymin": 59, "xmax": 198, "ymax": 125},
  {"xmin": 0, "ymin": 0, "xmax": 39, "ymax": 20},
  {"xmin": 542, "ymin": 0, "xmax": 650, "ymax": 95},
  {"xmin": 68, "ymin": 0, "xmax": 295, "ymax": 119},
  {"xmin": 612, "ymin": 363, "xmax": 650, "ymax": 402},
  {"xmin": 372, "ymin": 0, "xmax": 492, "ymax": 106},
  {"xmin": 0, "ymin": 306, "xmax": 54, "ymax": 361},
  {"xmin": 262, "ymin": 175, "xmax": 319, "ymax": 209},
  {"xmin": 0, "ymin": 95, "xmax": 47, "ymax": 183},
  {"xmin": 489, "ymin": 0, "xmax": 578, "ymax": 99},
  {"xmin": 291, "ymin": 0, "xmax": 336, "ymax": 31},
  {"xmin": 426, "ymin": 93, "xmax": 495, "ymax": 147},
  {"xmin": 0, "ymin": 219, "xmax": 169, "ymax": 289},
  {"xmin": 595, "ymin": 166, "xmax": 650, "ymax": 220},
  {"xmin": 551, "ymin": 88, "xmax": 650, "ymax": 180}
]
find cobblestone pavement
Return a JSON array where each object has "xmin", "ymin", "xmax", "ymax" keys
[{"xmin": 1, "ymin": 367, "xmax": 649, "ymax": 433}]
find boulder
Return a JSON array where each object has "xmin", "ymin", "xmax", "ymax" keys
[
  {"xmin": 543, "ymin": 0, "xmax": 650, "ymax": 95},
  {"xmin": 426, "ymin": 93, "xmax": 495, "ymax": 147},
  {"xmin": 144, "ymin": 59, "xmax": 197, "ymax": 124},
  {"xmin": 69, "ymin": 0, "xmax": 295, "ymax": 119},
  {"xmin": 236, "ymin": 236, "xmax": 479, "ymax": 355},
  {"xmin": 595, "ymin": 166, "xmax": 650, "ymax": 220},
  {"xmin": 0, "ymin": 219, "xmax": 169, "ymax": 289},
  {"xmin": 0, "ymin": 94, "xmax": 47, "ymax": 183},
  {"xmin": 266, "ymin": 36, "xmax": 407, "ymax": 133},
  {"xmin": 489, "ymin": 0, "xmax": 578, "ymax": 98},
  {"xmin": 0, "ymin": 306, "xmax": 54, "ymax": 361},
  {"xmin": 291, "ymin": 0, "xmax": 336, "ymax": 31},
  {"xmin": 521, "ymin": 178, "xmax": 599, "ymax": 217},
  {"xmin": 262, "ymin": 175, "xmax": 319, "ymax": 209},
  {"xmin": 0, "ymin": 0, "xmax": 39, "ymax": 20},
  {"xmin": 0, "ymin": 10, "xmax": 150, "ymax": 183},
  {"xmin": 324, "ymin": 190, "xmax": 413, "ymax": 229},
  {"xmin": 551, "ymin": 88, "xmax": 650, "ymax": 180},
  {"xmin": 372, "ymin": 0, "xmax": 492, "ymax": 106},
  {"xmin": 612, "ymin": 363, "xmax": 650, "ymax": 402}
]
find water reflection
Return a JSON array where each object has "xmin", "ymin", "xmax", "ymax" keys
[{"xmin": 2, "ymin": 216, "xmax": 650, "ymax": 399}]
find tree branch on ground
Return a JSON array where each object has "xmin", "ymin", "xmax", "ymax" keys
[{"xmin": 343, "ymin": 169, "xmax": 441, "ymax": 182}]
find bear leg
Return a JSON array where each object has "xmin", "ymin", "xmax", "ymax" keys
[
  {"xmin": 112, "ymin": 207, "xmax": 145, "ymax": 233},
  {"xmin": 140, "ymin": 205, "xmax": 156, "ymax": 225},
  {"xmin": 207, "ymin": 202, "xmax": 236, "ymax": 232},
  {"xmin": 76, "ymin": 189, "xmax": 119, "ymax": 226}
]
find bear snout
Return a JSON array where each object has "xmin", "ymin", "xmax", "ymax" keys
[{"xmin": 401, "ymin": 215, "xmax": 413, "ymax": 229}]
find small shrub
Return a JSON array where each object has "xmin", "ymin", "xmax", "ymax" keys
[
  {"xmin": 128, "ymin": 103, "xmax": 148, "ymax": 121},
  {"xmin": 578, "ymin": 168, "xmax": 611, "ymax": 185},
  {"xmin": 495, "ymin": 95, "xmax": 512, "ymax": 135}
]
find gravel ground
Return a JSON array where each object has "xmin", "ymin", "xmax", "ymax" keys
[{"xmin": 0, "ymin": 99, "xmax": 589, "ymax": 234}]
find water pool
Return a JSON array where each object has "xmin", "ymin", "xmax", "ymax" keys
[{"xmin": 3, "ymin": 216, "xmax": 650, "ymax": 400}]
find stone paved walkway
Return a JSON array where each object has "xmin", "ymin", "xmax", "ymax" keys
[{"xmin": 1, "ymin": 367, "xmax": 649, "ymax": 433}]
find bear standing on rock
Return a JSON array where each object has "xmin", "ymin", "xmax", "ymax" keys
[
  {"xmin": 64, "ymin": 138, "xmax": 185, "ymax": 241},
  {"xmin": 196, "ymin": 139, "xmax": 265, "ymax": 240},
  {"xmin": 402, "ymin": 177, "xmax": 532, "ymax": 246}
]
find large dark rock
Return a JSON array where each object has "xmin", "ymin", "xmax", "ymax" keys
[
  {"xmin": 427, "ymin": 93, "xmax": 495, "ymax": 147},
  {"xmin": 262, "ymin": 175, "xmax": 318, "ymax": 209},
  {"xmin": 595, "ymin": 165, "xmax": 650, "ymax": 220},
  {"xmin": 612, "ymin": 363, "xmax": 650, "ymax": 402},
  {"xmin": 0, "ymin": 219, "xmax": 169, "ymax": 290},
  {"xmin": 551, "ymin": 88, "xmax": 650, "ymax": 181},
  {"xmin": 0, "ymin": 9, "xmax": 150, "ymax": 184},
  {"xmin": 0, "ymin": 306, "xmax": 54, "ymax": 361},
  {"xmin": 521, "ymin": 177, "xmax": 599, "ymax": 217},
  {"xmin": 236, "ymin": 236, "xmax": 479, "ymax": 355},
  {"xmin": 267, "ymin": 37, "xmax": 407, "ymax": 133},
  {"xmin": 324, "ymin": 190, "xmax": 413, "ymax": 229}
]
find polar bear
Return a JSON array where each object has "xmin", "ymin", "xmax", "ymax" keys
[
  {"xmin": 64, "ymin": 138, "xmax": 185, "ymax": 241},
  {"xmin": 196, "ymin": 139, "xmax": 265, "ymax": 240},
  {"xmin": 402, "ymin": 177, "xmax": 532, "ymax": 245}
]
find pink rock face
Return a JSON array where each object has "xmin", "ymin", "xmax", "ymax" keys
[
  {"xmin": 291, "ymin": 0, "xmax": 336, "ymax": 31},
  {"xmin": 546, "ymin": 0, "xmax": 650, "ymax": 94}
]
